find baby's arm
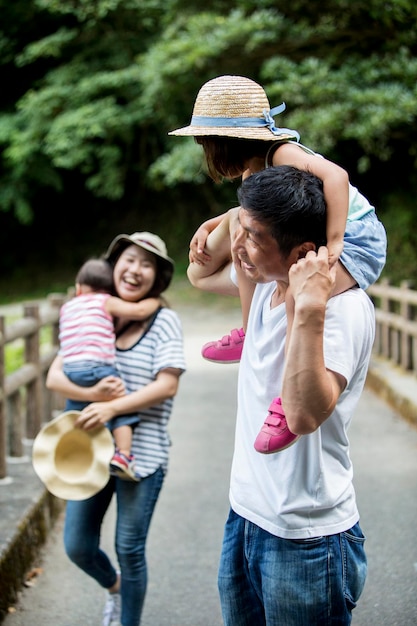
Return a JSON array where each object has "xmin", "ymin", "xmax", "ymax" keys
[
  {"xmin": 106, "ymin": 296, "xmax": 161, "ymax": 320},
  {"xmin": 272, "ymin": 143, "xmax": 349, "ymax": 269}
]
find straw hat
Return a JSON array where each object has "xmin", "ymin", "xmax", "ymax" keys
[
  {"xmin": 32, "ymin": 411, "xmax": 114, "ymax": 500},
  {"xmin": 169, "ymin": 75, "xmax": 299, "ymax": 142},
  {"xmin": 104, "ymin": 231, "xmax": 174, "ymax": 291}
]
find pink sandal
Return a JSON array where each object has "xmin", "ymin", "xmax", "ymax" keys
[
  {"xmin": 201, "ymin": 328, "xmax": 245, "ymax": 363},
  {"xmin": 254, "ymin": 397, "xmax": 300, "ymax": 454}
]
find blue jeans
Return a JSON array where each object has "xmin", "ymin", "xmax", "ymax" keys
[
  {"xmin": 64, "ymin": 468, "xmax": 164, "ymax": 626},
  {"xmin": 218, "ymin": 509, "xmax": 367, "ymax": 626},
  {"xmin": 63, "ymin": 363, "xmax": 140, "ymax": 431}
]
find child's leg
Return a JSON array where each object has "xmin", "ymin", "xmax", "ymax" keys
[
  {"xmin": 112, "ymin": 424, "xmax": 132, "ymax": 458},
  {"xmin": 333, "ymin": 260, "xmax": 356, "ymax": 295},
  {"xmin": 110, "ymin": 425, "xmax": 139, "ymax": 481},
  {"xmin": 254, "ymin": 287, "xmax": 300, "ymax": 454},
  {"xmin": 200, "ymin": 262, "xmax": 253, "ymax": 363},
  {"xmin": 201, "ymin": 210, "xmax": 255, "ymax": 363},
  {"xmin": 254, "ymin": 259, "xmax": 355, "ymax": 454}
]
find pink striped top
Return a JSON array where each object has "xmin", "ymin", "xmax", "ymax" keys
[{"xmin": 59, "ymin": 293, "xmax": 116, "ymax": 365}]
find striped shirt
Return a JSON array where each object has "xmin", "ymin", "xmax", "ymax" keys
[
  {"xmin": 59, "ymin": 293, "xmax": 116, "ymax": 365},
  {"xmin": 116, "ymin": 307, "xmax": 186, "ymax": 477}
]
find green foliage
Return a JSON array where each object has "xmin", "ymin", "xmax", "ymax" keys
[
  {"xmin": 379, "ymin": 192, "xmax": 417, "ymax": 287},
  {"xmin": 0, "ymin": 0, "xmax": 416, "ymax": 280}
]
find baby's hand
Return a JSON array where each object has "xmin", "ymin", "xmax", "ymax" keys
[
  {"xmin": 326, "ymin": 240, "xmax": 344, "ymax": 269},
  {"xmin": 189, "ymin": 224, "xmax": 212, "ymax": 265},
  {"xmin": 95, "ymin": 376, "xmax": 125, "ymax": 400}
]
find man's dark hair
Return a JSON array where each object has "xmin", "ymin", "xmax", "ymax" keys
[
  {"xmin": 75, "ymin": 258, "xmax": 114, "ymax": 292},
  {"xmin": 237, "ymin": 165, "xmax": 327, "ymax": 256}
]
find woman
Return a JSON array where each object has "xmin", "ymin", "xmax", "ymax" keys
[{"xmin": 46, "ymin": 231, "xmax": 186, "ymax": 626}]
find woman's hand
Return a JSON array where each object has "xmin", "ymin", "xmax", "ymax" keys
[{"xmin": 75, "ymin": 402, "xmax": 116, "ymax": 430}]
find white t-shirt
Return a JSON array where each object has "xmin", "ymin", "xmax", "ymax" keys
[{"xmin": 229, "ymin": 282, "xmax": 375, "ymax": 539}]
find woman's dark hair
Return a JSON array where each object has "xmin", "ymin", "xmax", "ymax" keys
[
  {"xmin": 196, "ymin": 136, "xmax": 273, "ymax": 182},
  {"xmin": 106, "ymin": 242, "xmax": 169, "ymax": 299},
  {"xmin": 237, "ymin": 165, "xmax": 327, "ymax": 256}
]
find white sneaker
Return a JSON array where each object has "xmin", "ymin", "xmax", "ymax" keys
[{"xmin": 103, "ymin": 591, "xmax": 121, "ymax": 626}]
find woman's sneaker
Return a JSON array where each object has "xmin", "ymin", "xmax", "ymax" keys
[
  {"xmin": 103, "ymin": 590, "xmax": 121, "ymax": 626},
  {"xmin": 201, "ymin": 328, "xmax": 245, "ymax": 363},
  {"xmin": 110, "ymin": 450, "xmax": 139, "ymax": 481},
  {"xmin": 254, "ymin": 397, "xmax": 300, "ymax": 454}
]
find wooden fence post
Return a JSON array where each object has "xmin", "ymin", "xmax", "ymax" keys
[
  {"xmin": 24, "ymin": 303, "xmax": 42, "ymax": 439},
  {"xmin": 400, "ymin": 280, "xmax": 413, "ymax": 370},
  {"xmin": 46, "ymin": 293, "xmax": 66, "ymax": 416},
  {"xmin": 8, "ymin": 391, "xmax": 23, "ymax": 457},
  {"xmin": 380, "ymin": 278, "xmax": 390, "ymax": 359}
]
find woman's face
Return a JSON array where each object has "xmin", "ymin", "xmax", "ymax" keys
[{"xmin": 113, "ymin": 244, "xmax": 157, "ymax": 302}]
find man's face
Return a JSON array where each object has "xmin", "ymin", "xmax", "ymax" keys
[{"xmin": 232, "ymin": 208, "xmax": 299, "ymax": 284}]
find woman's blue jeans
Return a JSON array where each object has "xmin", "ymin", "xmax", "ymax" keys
[
  {"xmin": 218, "ymin": 508, "xmax": 367, "ymax": 626},
  {"xmin": 64, "ymin": 469, "xmax": 164, "ymax": 626}
]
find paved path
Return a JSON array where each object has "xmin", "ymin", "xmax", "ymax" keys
[{"xmin": 3, "ymin": 305, "xmax": 417, "ymax": 625}]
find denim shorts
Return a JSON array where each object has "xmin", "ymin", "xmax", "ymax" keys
[
  {"xmin": 218, "ymin": 508, "xmax": 367, "ymax": 626},
  {"xmin": 63, "ymin": 362, "xmax": 140, "ymax": 430},
  {"xmin": 341, "ymin": 211, "xmax": 387, "ymax": 289}
]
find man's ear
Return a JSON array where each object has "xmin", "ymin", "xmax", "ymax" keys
[{"xmin": 297, "ymin": 242, "xmax": 316, "ymax": 259}]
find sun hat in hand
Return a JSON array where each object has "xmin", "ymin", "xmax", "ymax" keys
[
  {"xmin": 32, "ymin": 411, "xmax": 114, "ymax": 501},
  {"xmin": 169, "ymin": 75, "xmax": 300, "ymax": 142}
]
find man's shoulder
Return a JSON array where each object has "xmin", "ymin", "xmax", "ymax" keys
[{"xmin": 327, "ymin": 287, "xmax": 375, "ymax": 324}]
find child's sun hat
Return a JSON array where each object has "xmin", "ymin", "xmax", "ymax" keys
[
  {"xmin": 169, "ymin": 75, "xmax": 299, "ymax": 142},
  {"xmin": 32, "ymin": 411, "xmax": 114, "ymax": 500}
]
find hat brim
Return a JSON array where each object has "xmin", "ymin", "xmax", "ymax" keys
[
  {"xmin": 32, "ymin": 411, "xmax": 114, "ymax": 501},
  {"xmin": 168, "ymin": 126, "xmax": 296, "ymax": 141}
]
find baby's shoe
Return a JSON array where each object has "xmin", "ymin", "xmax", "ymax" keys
[
  {"xmin": 110, "ymin": 449, "xmax": 140, "ymax": 481},
  {"xmin": 201, "ymin": 328, "xmax": 245, "ymax": 363},
  {"xmin": 254, "ymin": 397, "xmax": 300, "ymax": 454}
]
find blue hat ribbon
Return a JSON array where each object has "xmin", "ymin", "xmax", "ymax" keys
[{"xmin": 190, "ymin": 102, "xmax": 300, "ymax": 141}]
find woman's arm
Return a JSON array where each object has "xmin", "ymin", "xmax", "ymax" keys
[
  {"xmin": 75, "ymin": 368, "xmax": 182, "ymax": 430},
  {"xmin": 46, "ymin": 355, "xmax": 126, "ymax": 402}
]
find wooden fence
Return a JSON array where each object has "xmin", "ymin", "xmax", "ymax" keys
[
  {"xmin": 0, "ymin": 294, "xmax": 68, "ymax": 480},
  {"xmin": 367, "ymin": 279, "xmax": 417, "ymax": 374},
  {"xmin": 0, "ymin": 280, "xmax": 416, "ymax": 479}
]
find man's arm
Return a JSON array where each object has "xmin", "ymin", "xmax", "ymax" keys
[{"xmin": 282, "ymin": 247, "xmax": 346, "ymax": 434}]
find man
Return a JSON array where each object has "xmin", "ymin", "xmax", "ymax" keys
[{"xmin": 187, "ymin": 165, "xmax": 375, "ymax": 625}]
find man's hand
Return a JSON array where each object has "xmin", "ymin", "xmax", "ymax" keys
[{"xmin": 289, "ymin": 246, "xmax": 337, "ymax": 309}]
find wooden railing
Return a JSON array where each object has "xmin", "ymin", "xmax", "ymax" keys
[
  {"xmin": 0, "ymin": 280, "xmax": 416, "ymax": 479},
  {"xmin": 0, "ymin": 294, "xmax": 68, "ymax": 480},
  {"xmin": 367, "ymin": 279, "xmax": 417, "ymax": 374}
]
